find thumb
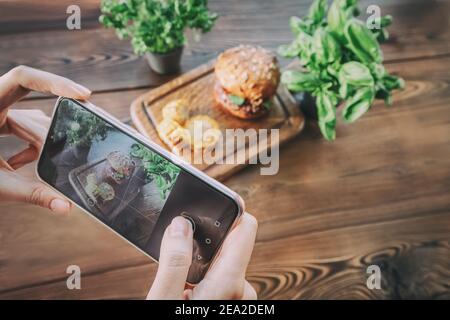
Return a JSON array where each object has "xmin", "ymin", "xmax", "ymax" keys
[
  {"xmin": 24, "ymin": 183, "xmax": 72, "ymax": 215},
  {"xmin": 147, "ymin": 216, "xmax": 193, "ymax": 300},
  {"xmin": 0, "ymin": 170, "xmax": 71, "ymax": 215}
]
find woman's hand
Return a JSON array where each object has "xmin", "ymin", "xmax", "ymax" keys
[
  {"xmin": 147, "ymin": 212, "xmax": 258, "ymax": 300},
  {"xmin": 0, "ymin": 65, "xmax": 91, "ymax": 215}
]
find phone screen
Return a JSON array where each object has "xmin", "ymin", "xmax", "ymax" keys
[{"xmin": 38, "ymin": 98, "xmax": 240, "ymax": 284}]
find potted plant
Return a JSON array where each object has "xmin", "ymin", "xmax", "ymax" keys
[
  {"xmin": 100, "ymin": 0, "xmax": 218, "ymax": 75},
  {"xmin": 130, "ymin": 143, "xmax": 180, "ymax": 200},
  {"xmin": 278, "ymin": 0, "xmax": 404, "ymax": 140}
]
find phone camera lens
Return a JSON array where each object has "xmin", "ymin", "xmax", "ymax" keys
[
  {"xmin": 214, "ymin": 220, "xmax": 221, "ymax": 227},
  {"xmin": 205, "ymin": 238, "xmax": 211, "ymax": 245}
]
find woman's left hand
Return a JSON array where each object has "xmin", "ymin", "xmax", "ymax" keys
[{"xmin": 0, "ymin": 66, "xmax": 91, "ymax": 215}]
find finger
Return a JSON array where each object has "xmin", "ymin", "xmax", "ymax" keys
[
  {"xmin": 7, "ymin": 145, "xmax": 39, "ymax": 169},
  {"xmin": 6, "ymin": 109, "xmax": 50, "ymax": 147},
  {"xmin": 183, "ymin": 289, "xmax": 193, "ymax": 300},
  {"xmin": 0, "ymin": 155, "xmax": 14, "ymax": 171},
  {"xmin": 208, "ymin": 213, "xmax": 258, "ymax": 281},
  {"xmin": 147, "ymin": 217, "xmax": 193, "ymax": 300},
  {"xmin": 0, "ymin": 170, "xmax": 71, "ymax": 215},
  {"xmin": 0, "ymin": 66, "xmax": 91, "ymax": 109},
  {"xmin": 242, "ymin": 281, "xmax": 257, "ymax": 300},
  {"xmin": 0, "ymin": 108, "xmax": 8, "ymax": 132}
]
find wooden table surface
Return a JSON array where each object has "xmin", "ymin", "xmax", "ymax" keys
[{"xmin": 0, "ymin": 0, "xmax": 449, "ymax": 299}]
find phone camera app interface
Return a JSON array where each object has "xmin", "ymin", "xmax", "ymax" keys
[{"xmin": 39, "ymin": 99, "xmax": 238, "ymax": 283}]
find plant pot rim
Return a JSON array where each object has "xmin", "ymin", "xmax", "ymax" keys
[{"xmin": 146, "ymin": 46, "xmax": 184, "ymax": 57}]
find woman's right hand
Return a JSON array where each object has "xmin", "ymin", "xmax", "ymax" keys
[{"xmin": 147, "ymin": 212, "xmax": 258, "ymax": 300}]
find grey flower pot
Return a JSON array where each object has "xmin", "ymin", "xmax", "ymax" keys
[
  {"xmin": 292, "ymin": 91, "xmax": 318, "ymax": 120},
  {"xmin": 145, "ymin": 47, "xmax": 183, "ymax": 75}
]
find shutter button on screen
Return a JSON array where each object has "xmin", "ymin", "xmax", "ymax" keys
[{"xmin": 180, "ymin": 212, "xmax": 196, "ymax": 233}]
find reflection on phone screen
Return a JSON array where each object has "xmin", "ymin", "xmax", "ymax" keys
[{"xmin": 38, "ymin": 98, "xmax": 239, "ymax": 283}]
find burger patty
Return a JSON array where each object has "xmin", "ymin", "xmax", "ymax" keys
[{"xmin": 214, "ymin": 82, "xmax": 270, "ymax": 119}]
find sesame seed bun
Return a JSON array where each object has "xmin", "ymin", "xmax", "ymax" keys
[{"xmin": 214, "ymin": 45, "xmax": 280, "ymax": 119}]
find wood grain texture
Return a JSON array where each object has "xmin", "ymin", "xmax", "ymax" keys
[
  {"xmin": 0, "ymin": 0, "xmax": 101, "ymax": 34},
  {"xmin": 130, "ymin": 60, "xmax": 304, "ymax": 180},
  {"xmin": 1, "ymin": 0, "xmax": 450, "ymax": 94},
  {"xmin": 0, "ymin": 0, "xmax": 449, "ymax": 299}
]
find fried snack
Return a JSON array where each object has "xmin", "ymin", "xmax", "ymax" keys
[
  {"xmin": 162, "ymin": 99, "xmax": 189, "ymax": 125},
  {"xmin": 86, "ymin": 173, "xmax": 97, "ymax": 185},
  {"xmin": 185, "ymin": 115, "xmax": 221, "ymax": 150},
  {"xmin": 157, "ymin": 118, "xmax": 191, "ymax": 151},
  {"xmin": 97, "ymin": 182, "xmax": 115, "ymax": 202},
  {"xmin": 157, "ymin": 118, "xmax": 180, "ymax": 139},
  {"xmin": 168, "ymin": 126, "xmax": 191, "ymax": 148}
]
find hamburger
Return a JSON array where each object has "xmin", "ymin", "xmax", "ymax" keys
[
  {"xmin": 103, "ymin": 151, "xmax": 135, "ymax": 185},
  {"xmin": 84, "ymin": 173, "xmax": 115, "ymax": 205},
  {"xmin": 214, "ymin": 45, "xmax": 280, "ymax": 119}
]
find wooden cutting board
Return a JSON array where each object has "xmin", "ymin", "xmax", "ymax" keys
[
  {"xmin": 68, "ymin": 157, "xmax": 145, "ymax": 222},
  {"xmin": 130, "ymin": 60, "xmax": 304, "ymax": 181}
]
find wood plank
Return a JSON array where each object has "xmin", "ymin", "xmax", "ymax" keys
[
  {"xmin": 0, "ymin": 0, "xmax": 101, "ymax": 34},
  {"xmin": 8, "ymin": 88, "xmax": 148, "ymax": 121},
  {"xmin": 1, "ymin": 54, "xmax": 449, "ymax": 298},
  {"xmin": 0, "ymin": 0, "xmax": 449, "ymax": 94},
  {"xmin": 1, "ymin": 212, "xmax": 448, "ymax": 299}
]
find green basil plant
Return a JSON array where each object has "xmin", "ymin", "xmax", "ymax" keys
[
  {"xmin": 100, "ymin": 0, "xmax": 217, "ymax": 55},
  {"xmin": 279, "ymin": 0, "xmax": 404, "ymax": 140}
]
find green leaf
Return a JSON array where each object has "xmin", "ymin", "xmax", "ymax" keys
[
  {"xmin": 316, "ymin": 90, "xmax": 337, "ymax": 141},
  {"xmin": 316, "ymin": 90, "xmax": 338, "ymax": 123},
  {"xmin": 308, "ymin": 0, "xmax": 328, "ymax": 24},
  {"xmin": 277, "ymin": 40, "xmax": 301, "ymax": 58},
  {"xmin": 344, "ymin": 19, "xmax": 382, "ymax": 63},
  {"xmin": 339, "ymin": 61, "xmax": 374, "ymax": 87},
  {"xmin": 327, "ymin": 0, "xmax": 358, "ymax": 39},
  {"xmin": 289, "ymin": 16, "xmax": 304, "ymax": 35},
  {"xmin": 380, "ymin": 15, "xmax": 393, "ymax": 28},
  {"xmin": 228, "ymin": 95, "xmax": 245, "ymax": 106},
  {"xmin": 318, "ymin": 119, "xmax": 336, "ymax": 141},
  {"xmin": 100, "ymin": 0, "xmax": 218, "ymax": 54},
  {"xmin": 342, "ymin": 87, "xmax": 375, "ymax": 122},
  {"xmin": 281, "ymin": 70, "xmax": 320, "ymax": 92},
  {"xmin": 327, "ymin": 0, "xmax": 345, "ymax": 38},
  {"xmin": 382, "ymin": 74, "xmax": 405, "ymax": 91},
  {"xmin": 313, "ymin": 28, "xmax": 342, "ymax": 64},
  {"xmin": 375, "ymin": 86, "xmax": 392, "ymax": 106},
  {"xmin": 339, "ymin": 79, "xmax": 349, "ymax": 99},
  {"xmin": 263, "ymin": 100, "xmax": 272, "ymax": 110}
]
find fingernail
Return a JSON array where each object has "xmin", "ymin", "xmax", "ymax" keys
[
  {"xmin": 169, "ymin": 216, "xmax": 191, "ymax": 237},
  {"xmin": 50, "ymin": 198, "xmax": 71, "ymax": 215},
  {"xmin": 73, "ymin": 83, "xmax": 91, "ymax": 97}
]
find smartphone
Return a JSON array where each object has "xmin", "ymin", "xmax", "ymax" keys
[{"xmin": 37, "ymin": 97, "xmax": 244, "ymax": 284}]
